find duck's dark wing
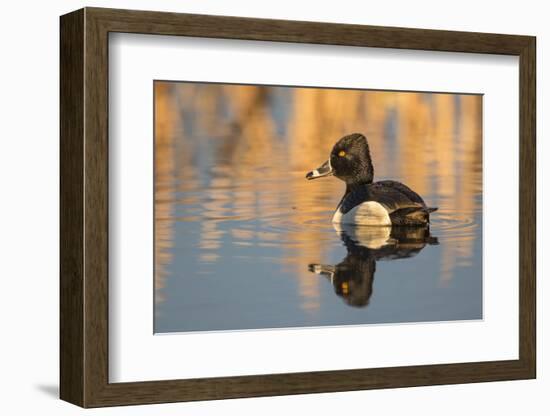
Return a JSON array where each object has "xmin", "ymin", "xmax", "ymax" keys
[
  {"xmin": 339, "ymin": 181, "xmax": 437, "ymax": 226},
  {"xmin": 339, "ymin": 180, "xmax": 423, "ymax": 214},
  {"xmin": 367, "ymin": 180, "xmax": 427, "ymax": 212},
  {"xmin": 371, "ymin": 181, "xmax": 438, "ymax": 225}
]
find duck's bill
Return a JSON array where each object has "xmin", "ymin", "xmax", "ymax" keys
[
  {"xmin": 305, "ymin": 160, "xmax": 333, "ymax": 180},
  {"xmin": 308, "ymin": 263, "xmax": 335, "ymax": 276}
]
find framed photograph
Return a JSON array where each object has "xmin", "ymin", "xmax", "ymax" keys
[{"xmin": 60, "ymin": 7, "xmax": 536, "ymax": 408}]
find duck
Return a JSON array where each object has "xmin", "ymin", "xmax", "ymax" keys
[
  {"xmin": 306, "ymin": 133, "xmax": 437, "ymax": 226},
  {"xmin": 309, "ymin": 223, "xmax": 438, "ymax": 307}
]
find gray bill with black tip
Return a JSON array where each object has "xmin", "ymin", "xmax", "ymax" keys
[{"xmin": 306, "ymin": 160, "xmax": 333, "ymax": 180}]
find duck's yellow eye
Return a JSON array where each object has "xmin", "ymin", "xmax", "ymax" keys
[
  {"xmin": 338, "ymin": 150, "xmax": 346, "ymax": 157},
  {"xmin": 341, "ymin": 282, "xmax": 349, "ymax": 295}
]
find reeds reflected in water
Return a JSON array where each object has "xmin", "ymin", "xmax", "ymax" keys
[{"xmin": 154, "ymin": 81, "xmax": 482, "ymax": 332}]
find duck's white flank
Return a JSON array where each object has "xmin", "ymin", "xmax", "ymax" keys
[
  {"xmin": 332, "ymin": 223, "xmax": 392, "ymax": 249},
  {"xmin": 332, "ymin": 201, "xmax": 392, "ymax": 226}
]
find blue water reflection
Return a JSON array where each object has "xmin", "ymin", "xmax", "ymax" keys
[{"xmin": 154, "ymin": 82, "xmax": 483, "ymax": 333}]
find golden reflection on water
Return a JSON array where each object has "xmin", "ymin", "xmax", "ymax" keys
[
  {"xmin": 154, "ymin": 82, "xmax": 482, "ymax": 315},
  {"xmin": 154, "ymin": 82, "xmax": 177, "ymax": 304}
]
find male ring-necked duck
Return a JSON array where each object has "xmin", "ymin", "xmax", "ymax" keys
[
  {"xmin": 309, "ymin": 224, "xmax": 438, "ymax": 307},
  {"xmin": 306, "ymin": 133, "xmax": 437, "ymax": 226}
]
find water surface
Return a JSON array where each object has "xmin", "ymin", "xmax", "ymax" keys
[{"xmin": 154, "ymin": 82, "xmax": 482, "ymax": 333}]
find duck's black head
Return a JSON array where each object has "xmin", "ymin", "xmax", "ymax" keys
[
  {"xmin": 306, "ymin": 133, "xmax": 374, "ymax": 187},
  {"xmin": 308, "ymin": 239, "xmax": 376, "ymax": 308}
]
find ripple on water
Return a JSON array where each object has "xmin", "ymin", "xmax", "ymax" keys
[
  {"xmin": 169, "ymin": 183, "xmax": 481, "ymax": 254},
  {"xmin": 430, "ymin": 209, "xmax": 480, "ymax": 243}
]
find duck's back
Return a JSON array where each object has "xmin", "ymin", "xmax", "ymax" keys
[{"xmin": 333, "ymin": 180, "xmax": 437, "ymax": 226}]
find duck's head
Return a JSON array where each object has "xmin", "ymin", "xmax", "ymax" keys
[
  {"xmin": 306, "ymin": 133, "xmax": 374, "ymax": 186},
  {"xmin": 308, "ymin": 244, "xmax": 375, "ymax": 308}
]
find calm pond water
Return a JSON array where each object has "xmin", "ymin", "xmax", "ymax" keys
[{"xmin": 154, "ymin": 82, "xmax": 482, "ymax": 333}]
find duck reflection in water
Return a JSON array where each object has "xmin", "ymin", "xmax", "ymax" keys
[{"xmin": 309, "ymin": 225, "xmax": 439, "ymax": 308}]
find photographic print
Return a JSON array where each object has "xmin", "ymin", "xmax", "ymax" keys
[{"xmin": 154, "ymin": 81, "xmax": 482, "ymax": 333}]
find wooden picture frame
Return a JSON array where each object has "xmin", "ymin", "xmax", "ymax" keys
[{"xmin": 60, "ymin": 7, "xmax": 536, "ymax": 408}]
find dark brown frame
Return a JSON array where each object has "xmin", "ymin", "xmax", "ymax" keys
[{"xmin": 60, "ymin": 7, "xmax": 536, "ymax": 408}]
